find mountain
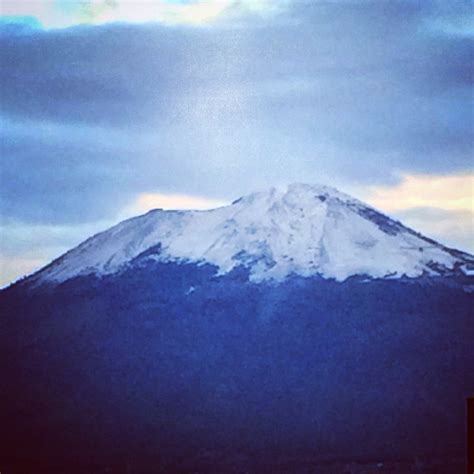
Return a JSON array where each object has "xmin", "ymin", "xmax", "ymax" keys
[
  {"xmin": 1, "ymin": 183, "xmax": 473, "ymax": 473},
  {"xmin": 33, "ymin": 183, "xmax": 473, "ymax": 285}
]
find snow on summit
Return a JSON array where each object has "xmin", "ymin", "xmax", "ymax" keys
[{"xmin": 36, "ymin": 183, "xmax": 473, "ymax": 284}]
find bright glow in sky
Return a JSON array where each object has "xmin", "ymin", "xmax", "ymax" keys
[
  {"xmin": 364, "ymin": 173, "xmax": 474, "ymax": 255},
  {"xmin": 1, "ymin": 0, "xmax": 283, "ymax": 28},
  {"xmin": 125, "ymin": 192, "xmax": 227, "ymax": 214},
  {"xmin": 366, "ymin": 174, "xmax": 474, "ymax": 213}
]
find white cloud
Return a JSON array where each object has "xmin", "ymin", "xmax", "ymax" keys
[
  {"xmin": 1, "ymin": 0, "xmax": 286, "ymax": 28},
  {"xmin": 122, "ymin": 191, "xmax": 227, "ymax": 216},
  {"xmin": 1, "ymin": 0, "xmax": 55, "ymax": 20},
  {"xmin": 363, "ymin": 173, "xmax": 474, "ymax": 213}
]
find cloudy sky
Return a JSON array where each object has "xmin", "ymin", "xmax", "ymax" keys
[{"xmin": 0, "ymin": 0, "xmax": 473, "ymax": 286}]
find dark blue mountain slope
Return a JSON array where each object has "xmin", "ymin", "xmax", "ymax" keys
[{"xmin": 0, "ymin": 262, "xmax": 473, "ymax": 473}]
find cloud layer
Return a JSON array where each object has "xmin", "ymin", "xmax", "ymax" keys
[{"xmin": 1, "ymin": 0, "xmax": 473, "ymax": 284}]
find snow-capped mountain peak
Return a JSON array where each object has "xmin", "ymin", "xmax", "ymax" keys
[{"xmin": 35, "ymin": 183, "xmax": 473, "ymax": 284}]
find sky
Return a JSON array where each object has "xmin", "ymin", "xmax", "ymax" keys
[{"xmin": 0, "ymin": 0, "xmax": 473, "ymax": 286}]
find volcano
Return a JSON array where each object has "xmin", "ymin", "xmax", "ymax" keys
[{"xmin": 1, "ymin": 183, "xmax": 473, "ymax": 473}]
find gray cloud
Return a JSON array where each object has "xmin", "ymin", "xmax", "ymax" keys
[{"xmin": 1, "ymin": 1, "xmax": 473, "ymax": 225}]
